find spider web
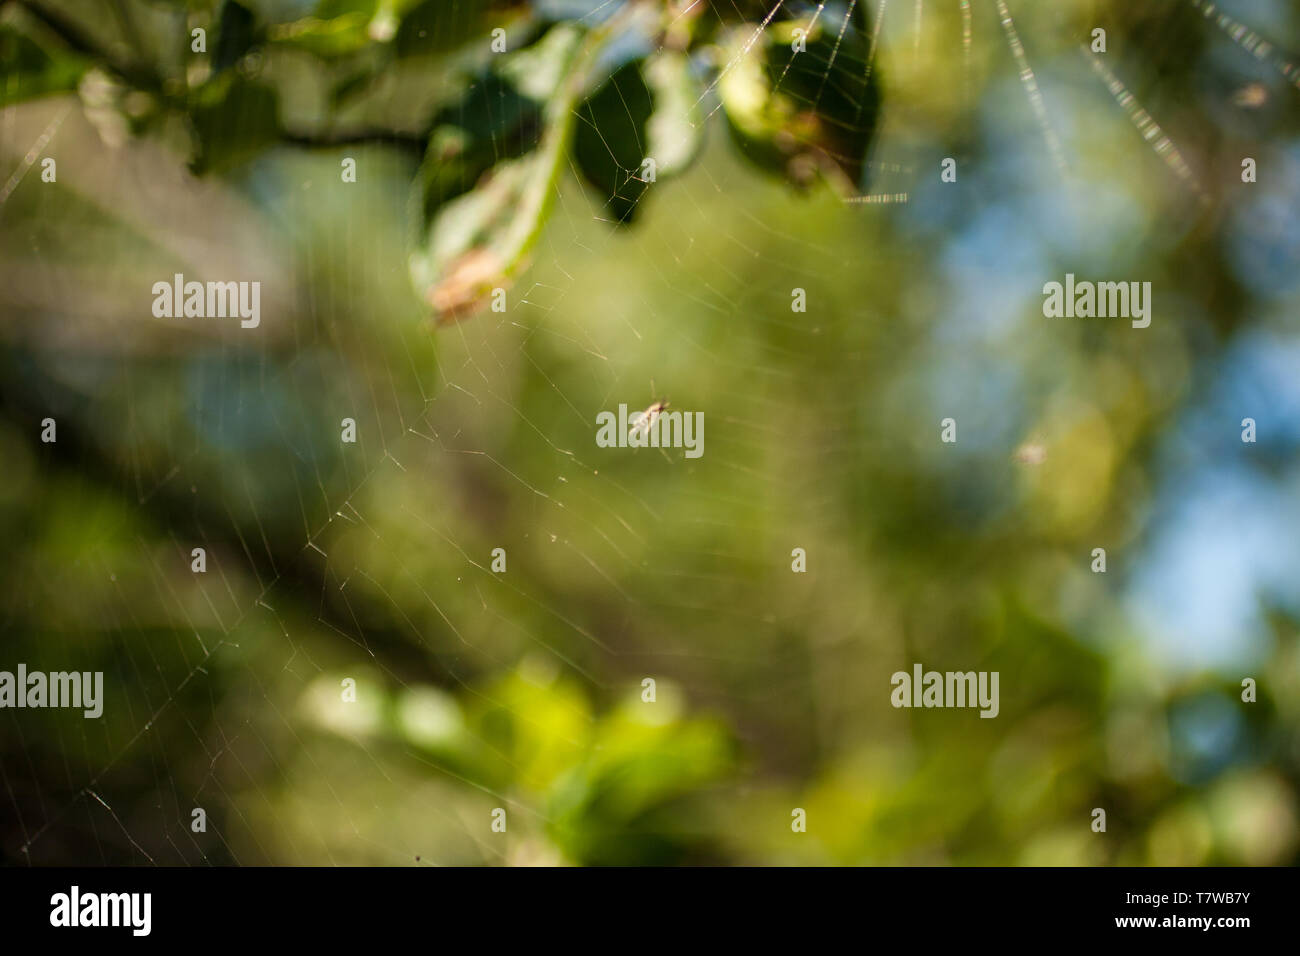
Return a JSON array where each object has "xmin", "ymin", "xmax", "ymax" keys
[{"xmin": 2, "ymin": 0, "xmax": 1298, "ymax": 866}]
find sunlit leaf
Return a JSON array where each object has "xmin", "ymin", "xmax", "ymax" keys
[
  {"xmin": 546, "ymin": 713, "xmax": 733, "ymax": 865},
  {"xmin": 643, "ymin": 50, "xmax": 704, "ymax": 177},
  {"xmin": 411, "ymin": 21, "xmax": 592, "ymax": 323},
  {"xmin": 717, "ymin": 8, "xmax": 880, "ymax": 194},
  {"xmin": 269, "ymin": 15, "xmax": 374, "ymax": 58}
]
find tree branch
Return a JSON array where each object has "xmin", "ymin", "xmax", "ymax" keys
[{"xmin": 280, "ymin": 128, "xmax": 428, "ymax": 155}]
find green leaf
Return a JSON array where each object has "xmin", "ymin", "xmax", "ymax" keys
[
  {"xmin": 642, "ymin": 50, "xmax": 705, "ymax": 178},
  {"xmin": 417, "ymin": 72, "xmax": 542, "ymax": 226},
  {"xmin": 546, "ymin": 713, "xmax": 733, "ymax": 865},
  {"xmin": 214, "ymin": 0, "xmax": 263, "ymax": 73},
  {"xmin": 268, "ymin": 0, "xmax": 391, "ymax": 59},
  {"xmin": 315, "ymin": 0, "xmax": 383, "ymax": 17},
  {"xmin": 394, "ymin": 0, "xmax": 528, "ymax": 59},
  {"xmin": 328, "ymin": 66, "xmax": 376, "ymax": 108},
  {"xmin": 573, "ymin": 59, "xmax": 654, "ymax": 224},
  {"xmin": 411, "ymin": 21, "xmax": 593, "ymax": 324},
  {"xmin": 717, "ymin": 8, "xmax": 881, "ymax": 194},
  {"xmin": 572, "ymin": 51, "xmax": 703, "ymax": 224},
  {"xmin": 414, "ymin": 151, "xmax": 547, "ymax": 320},
  {"xmin": 0, "ymin": 20, "xmax": 89, "ymax": 107},
  {"xmin": 268, "ymin": 16, "xmax": 373, "ymax": 58},
  {"xmin": 189, "ymin": 73, "xmax": 281, "ymax": 174}
]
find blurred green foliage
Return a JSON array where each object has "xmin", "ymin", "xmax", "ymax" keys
[{"xmin": 1, "ymin": 0, "xmax": 1299, "ymax": 866}]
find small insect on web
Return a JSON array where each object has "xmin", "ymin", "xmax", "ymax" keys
[{"xmin": 629, "ymin": 399, "xmax": 670, "ymax": 440}]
